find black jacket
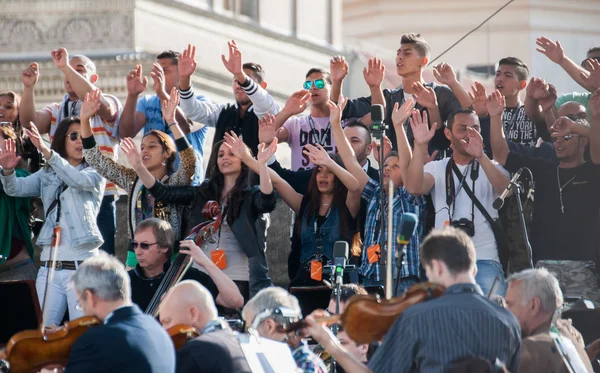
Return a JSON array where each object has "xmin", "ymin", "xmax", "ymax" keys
[{"xmin": 148, "ymin": 180, "xmax": 276, "ymax": 297}]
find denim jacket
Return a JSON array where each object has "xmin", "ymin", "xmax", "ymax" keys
[
  {"xmin": 299, "ymin": 206, "xmax": 343, "ymax": 264},
  {"xmin": 0, "ymin": 151, "xmax": 105, "ymax": 248}
]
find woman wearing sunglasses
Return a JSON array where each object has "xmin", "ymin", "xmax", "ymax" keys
[
  {"xmin": 80, "ymin": 88, "xmax": 195, "ymax": 268},
  {"xmin": 0, "ymin": 117, "xmax": 105, "ymax": 326},
  {"xmin": 225, "ymin": 123, "xmax": 361, "ymax": 286},
  {"xmin": 129, "ymin": 132, "xmax": 276, "ymax": 302},
  {"xmin": 0, "ymin": 125, "xmax": 36, "ymax": 282}
]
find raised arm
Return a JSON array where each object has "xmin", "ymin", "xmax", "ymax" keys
[
  {"xmin": 161, "ymin": 88, "xmax": 195, "ymax": 185},
  {"xmin": 581, "ymin": 59, "xmax": 600, "ymax": 93},
  {"xmin": 536, "ymin": 37, "xmax": 595, "ymax": 92},
  {"xmin": 405, "ymin": 111, "xmax": 437, "ymax": 196},
  {"xmin": 363, "ymin": 57, "xmax": 386, "ymax": 110},
  {"xmin": 179, "ymin": 240, "xmax": 244, "ymax": 308},
  {"xmin": 468, "ymin": 82, "xmax": 489, "ymax": 118},
  {"xmin": 273, "ymin": 90, "xmax": 310, "ymax": 143},
  {"xmin": 51, "ymin": 48, "xmax": 117, "ymax": 123},
  {"xmin": 224, "ymin": 129, "xmax": 303, "ymax": 213},
  {"xmin": 119, "ymin": 64, "xmax": 149, "ymax": 138},
  {"xmin": 330, "ymin": 56, "xmax": 348, "ymax": 103},
  {"xmin": 412, "ymin": 82, "xmax": 443, "ymax": 130},
  {"xmin": 121, "ymin": 137, "xmax": 156, "ymax": 189},
  {"xmin": 584, "ymin": 89, "xmax": 600, "ymax": 164},
  {"xmin": 487, "ymin": 90, "xmax": 510, "ymax": 166},
  {"xmin": 393, "ymin": 98, "xmax": 417, "ymax": 174},
  {"xmin": 19, "ymin": 63, "xmax": 52, "ymax": 134},
  {"xmin": 0, "ymin": 139, "xmax": 41, "ymax": 197},
  {"xmin": 463, "ymin": 126, "xmax": 509, "ymax": 194},
  {"xmin": 256, "ymin": 141, "xmax": 276, "ymax": 196},
  {"xmin": 434, "ymin": 63, "xmax": 472, "ymax": 109}
]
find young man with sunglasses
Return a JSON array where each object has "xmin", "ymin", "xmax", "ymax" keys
[
  {"xmin": 490, "ymin": 93, "xmax": 600, "ymax": 303},
  {"xmin": 177, "ymin": 41, "xmax": 279, "ymax": 155},
  {"xmin": 19, "ymin": 48, "xmax": 122, "ymax": 256},
  {"xmin": 128, "ymin": 218, "xmax": 244, "ymax": 312}
]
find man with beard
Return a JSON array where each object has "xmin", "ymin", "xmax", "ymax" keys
[{"xmin": 490, "ymin": 90, "xmax": 600, "ymax": 303}]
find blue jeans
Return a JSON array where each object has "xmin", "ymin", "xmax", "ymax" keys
[
  {"xmin": 361, "ymin": 276, "xmax": 420, "ymax": 296},
  {"xmin": 476, "ymin": 260, "xmax": 506, "ymax": 297},
  {"xmin": 96, "ymin": 195, "xmax": 117, "ymax": 255}
]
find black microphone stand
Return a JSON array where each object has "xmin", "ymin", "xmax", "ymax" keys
[
  {"xmin": 511, "ymin": 181, "xmax": 534, "ymax": 268},
  {"xmin": 394, "ymin": 247, "xmax": 406, "ymax": 296},
  {"xmin": 370, "ymin": 121, "xmax": 389, "ymax": 295}
]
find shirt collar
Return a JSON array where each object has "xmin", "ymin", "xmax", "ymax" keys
[
  {"xmin": 104, "ymin": 305, "xmax": 131, "ymax": 325},
  {"xmin": 361, "ymin": 159, "xmax": 370, "ymax": 174},
  {"xmin": 444, "ymin": 283, "xmax": 483, "ymax": 296}
]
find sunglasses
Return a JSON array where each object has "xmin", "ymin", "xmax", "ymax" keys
[
  {"xmin": 0, "ymin": 122, "xmax": 13, "ymax": 127},
  {"xmin": 582, "ymin": 56, "xmax": 600, "ymax": 67},
  {"xmin": 67, "ymin": 132, "xmax": 81, "ymax": 141},
  {"xmin": 303, "ymin": 79, "xmax": 326, "ymax": 90},
  {"xmin": 550, "ymin": 134, "xmax": 580, "ymax": 143},
  {"xmin": 129, "ymin": 241, "xmax": 158, "ymax": 250}
]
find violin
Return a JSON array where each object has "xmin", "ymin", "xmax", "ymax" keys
[
  {"xmin": 279, "ymin": 282, "xmax": 445, "ymax": 345},
  {"xmin": 167, "ymin": 324, "xmax": 200, "ymax": 351}
]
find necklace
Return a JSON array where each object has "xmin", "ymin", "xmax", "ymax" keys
[{"xmin": 556, "ymin": 166, "xmax": 577, "ymax": 214}]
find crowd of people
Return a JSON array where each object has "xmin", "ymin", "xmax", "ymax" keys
[{"xmin": 0, "ymin": 31, "xmax": 600, "ymax": 372}]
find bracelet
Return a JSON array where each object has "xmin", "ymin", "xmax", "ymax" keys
[
  {"xmin": 168, "ymin": 121, "xmax": 177, "ymax": 128},
  {"xmin": 3, "ymin": 169, "xmax": 14, "ymax": 176}
]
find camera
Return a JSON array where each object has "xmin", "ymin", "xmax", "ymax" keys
[{"xmin": 450, "ymin": 218, "xmax": 475, "ymax": 237}]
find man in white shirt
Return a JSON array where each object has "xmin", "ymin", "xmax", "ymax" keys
[{"xmin": 400, "ymin": 108, "xmax": 510, "ymax": 296}]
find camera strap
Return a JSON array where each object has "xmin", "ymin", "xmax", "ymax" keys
[{"xmin": 445, "ymin": 159, "xmax": 477, "ymax": 222}]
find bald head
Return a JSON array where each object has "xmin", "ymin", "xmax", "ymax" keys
[
  {"xmin": 557, "ymin": 101, "xmax": 587, "ymax": 120},
  {"xmin": 159, "ymin": 280, "xmax": 218, "ymax": 330}
]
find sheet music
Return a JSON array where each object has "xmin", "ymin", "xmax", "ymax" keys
[{"xmin": 237, "ymin": 332, "xmax": 300, "ymax": 373}]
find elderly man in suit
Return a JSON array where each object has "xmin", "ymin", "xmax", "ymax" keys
[
  {"xmin": 40, "ymin": 253, "xmax": 175, "ymax": 373},
  {"xmin": 505, "ymin": 268, "xmax": 593, "ymax": 373}
]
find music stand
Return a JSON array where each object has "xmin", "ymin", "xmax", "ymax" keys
[{"xmin": 0, "ymin": 280, "xmax": 42, "ymax": 346}]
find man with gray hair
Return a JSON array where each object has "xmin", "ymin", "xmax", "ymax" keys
[
  {"xmin": 243, "ymin": 287, "xmax": 327, "ymax": 373},
  {"xmin": 505, "ymin": 268, "xmax": 593, "ymax": 372},
  {"xmin": 41, "ymin": 253, "xmax": 175, "ymax": 373}
]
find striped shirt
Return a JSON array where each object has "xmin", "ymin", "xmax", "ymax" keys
[
  {"xmin": 359, "ymin": 178, "xmax": 426, "ymax": 281},
  {"xmin": 368, "ymin": 283, "xmax": 522, "ymax": 373},
  {"xmin": 43, "ymin": 94, "xmax": 122, "ymax": 195},
  {"xmin": 291, "ymin": 340, "xmax": 327, "ymax": 373}
]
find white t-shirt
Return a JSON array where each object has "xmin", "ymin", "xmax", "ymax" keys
[
  {"xmin": 282, "ymin": 115, "xmax": 337, "ymax": 171},
  {"xmin": 423, "ymin": 158, "xmax": 509, "ymax": 262}
]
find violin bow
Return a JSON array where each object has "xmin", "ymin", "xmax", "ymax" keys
[{"xmin": 40, "ymin": 226, "xmax": 61, "ymax": 334}]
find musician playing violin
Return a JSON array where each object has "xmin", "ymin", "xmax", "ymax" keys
[
  {"xmin": 302, "ymin": 227, "xmax": 522, "ymax": 373},
  {"xmin": 159, "ymin": 280, "xmax": 252, "ymax": 373},
  {"xmin": 40, "ymin": 253, "xmax": 175, "ymax": 373},
  {"xmin": 128, "ymin": 218, "xmax": 244, "ymax": 311}
]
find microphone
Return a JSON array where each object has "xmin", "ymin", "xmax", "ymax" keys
[
  {"xmin": 493, "ymin": 168, "xmax": 524, "ymax": 210},
  {"xmin": 397, "ymin": 213, "xmax": 418, "ymax": 246},
  {"xmin": 333, "ymin": 241, "xmax": 349, "ymax": 285},
  {"xmin": 370, "ymin": 104, "xmax": 385, "ymax": 140}
]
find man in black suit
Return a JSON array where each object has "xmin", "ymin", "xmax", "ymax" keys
[
  {"xmin": 159, "ymin": 280, "xmax": 252, "ymax": 373},
  {"xmin": 40, "ymin": 253, "xmax": 175, "ymax": 373}
]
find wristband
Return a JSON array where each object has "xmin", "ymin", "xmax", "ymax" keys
[
  {"xmin": 168, "ymin": 121, "xmax": 177, "ymax": 128},
  {"xmin": 3, "ymin": 169, "xmax": 14, "ymax": 176}
]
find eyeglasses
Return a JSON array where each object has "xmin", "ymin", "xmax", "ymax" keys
[
  {"xmin": 67, "ymin": 132, "xmax": 81, "ymax": 141},
  {"xmin": 581, "ymin": 56, "xmax": 600, "ymax": 67},
  {"xmin": 129, "ymin": 241, "xmax": 159, "ymax": 250},
  {"xmin": 550, "ymin": 134, "xmax": 581, "ymax": 143},
  {"xmin": 303, "ymin": 79, "xmax": 326, "ymax": 90}
]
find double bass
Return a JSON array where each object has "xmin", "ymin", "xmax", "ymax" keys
[{"xmin": 146, "ymin": 201, "xmax": 223, "ymax": 350}]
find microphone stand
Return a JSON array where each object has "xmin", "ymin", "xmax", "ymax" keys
[
  {"xmin": 511, "ymin": 181, "xmax": 534, "ymax": 268},
  {"xmin": 371, "ymin": 122, "xmax": 389, "ymax": 298},
  {"xmin": 394, "ymin": 247, "xmax": 406, "ymax": 296}
]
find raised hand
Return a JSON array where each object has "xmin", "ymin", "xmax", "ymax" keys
[
  {"xmin": 223, "ymin": 131, "xmax": 252, "ymax": 161},
  {"xmin": 391, "ymin": 98, "xmax": 416, "ymax": 126},
  {"xmin": 149, "ymin": 63, "xmax": 167, "ymax": 97},
  {"xmin": 126, "ymin": 65, "xmax": 148, "ymax": 96},
  {"xmin": 582, "ymin": 59, "xmax": 600, "ymax": 91},
  {"xmin": 468, "ymin": 81, "xmax": 488, "ymax": 117},
  {"xmin": 178, "ymin": 44, "xmax": 197, "ymax": 78},
  {"xmin": 0, "ymin": 139, "xmax": 21, "ymax": 170},
  {"xmin": 551, "ymin": 116, "xmax": 577, "ymax": 137},
  {"xmin": 462, "ymin": 127, "xmax": 484, "ymax": 159},
  {"xmin": 303, "ymin": 143, "xmax": 332, "ymax": 167},
  {"xmin": 363, "ymin": 57, "xmax": 385, "ymax": 88},
  {"xmin": 80, "ymin": 89, "xmax": 102, "ymax": 120},
  {"xmin": 486, "ymin": 90, "xmax": 505, "ymax": 118},
  {"xmin": 50, "ymin": 48, "xmax": 69, "ymax": 70},
  {"xmin": 179, "ymin": 240, "xmax": 211, "ymax": 268},
  {"xmin": 24, "ymin": 123, "xmax": 50, "ymax": 157},
  {"xmin": 330, "ymin": 55, "xmax": 349, "ymax": 82},
  {"xmin": 372, "ymin": 135, "xmax": 392, "ymax": 165},
  {"xmin": 589, "ymin": 88, "xmax": 600, "ymax": 118},
  {"xmin": 535, "ymin": 37, "xmax": 565, "ymax": 65},
  {"xmin": 121, "ymin": 137, "xmax": 142, "ymax": 169},
  {"xmin": 21, "ymin": 62, "xmax": 39, "ymax": 88},
  {"xmin": 283, "ymin": 90, "xmax": 310, "ymax": 115},
  {"xmin": 539, "ymin": 84, "xmax": 557, "ymax": 112},
  {"xmin": 221, "ymin": 40, "xmax": 243, "ymax": 78},
  {"xmin": 162, "ymin": 87, "xmax": 179, "ymax": 124},
  {"xmin": 258, "ymin": 113, "xmax": 278, "ymax": 144},
  {"xmin": 328, "ymin": 94, "xmax": 348, "ymax": 126},
  {"xmin": 257, "ymin": 139, "xmax": 278, "ymax": 165},
  {"xmin": 433, "ymin": 63, "xmax": 458, "ymax": 86},
  {"xmin": 409, "ymin": 110, "xmax": 436, "ymax": 145},
  {"xmin": 411, "ymin": 82, "xmax": 437, "ymax": 109}
]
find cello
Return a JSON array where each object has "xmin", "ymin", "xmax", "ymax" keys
[{"xmin": 146, "ymin": 201, "xmax": 223, "ymax": 349}]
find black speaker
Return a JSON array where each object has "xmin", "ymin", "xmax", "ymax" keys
[{"xmin": 0, "ymin": 280, "xmax": 41, "ymax": 345}]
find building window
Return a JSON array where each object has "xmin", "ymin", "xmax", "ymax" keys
[{"xmin": 223, "ymin": 0, "xmax": 259, "ymax": 21}]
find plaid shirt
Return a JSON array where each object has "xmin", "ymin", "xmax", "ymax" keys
[
  {"xmin": 359, "ymin": 178, "xmax": 427, "ymax": 281},
  {"xmin": 291, "ymin": 340, "xmax": 327, "ymax": 373}
]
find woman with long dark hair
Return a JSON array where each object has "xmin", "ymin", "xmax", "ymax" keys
[
  {"xmin": 80, "ymin": 88, "xmax": 195, "ymax": 267},
  {"xmin": 0, "ymin": 118, "xmax": 104, "ymax": 325},
  {"xmin": 128, "ymin": 133, "xmax": 277, "ymax": 301},
  {"xmin": 225, "ymin": 124, "xmax": 361, "ymax": 286}
]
